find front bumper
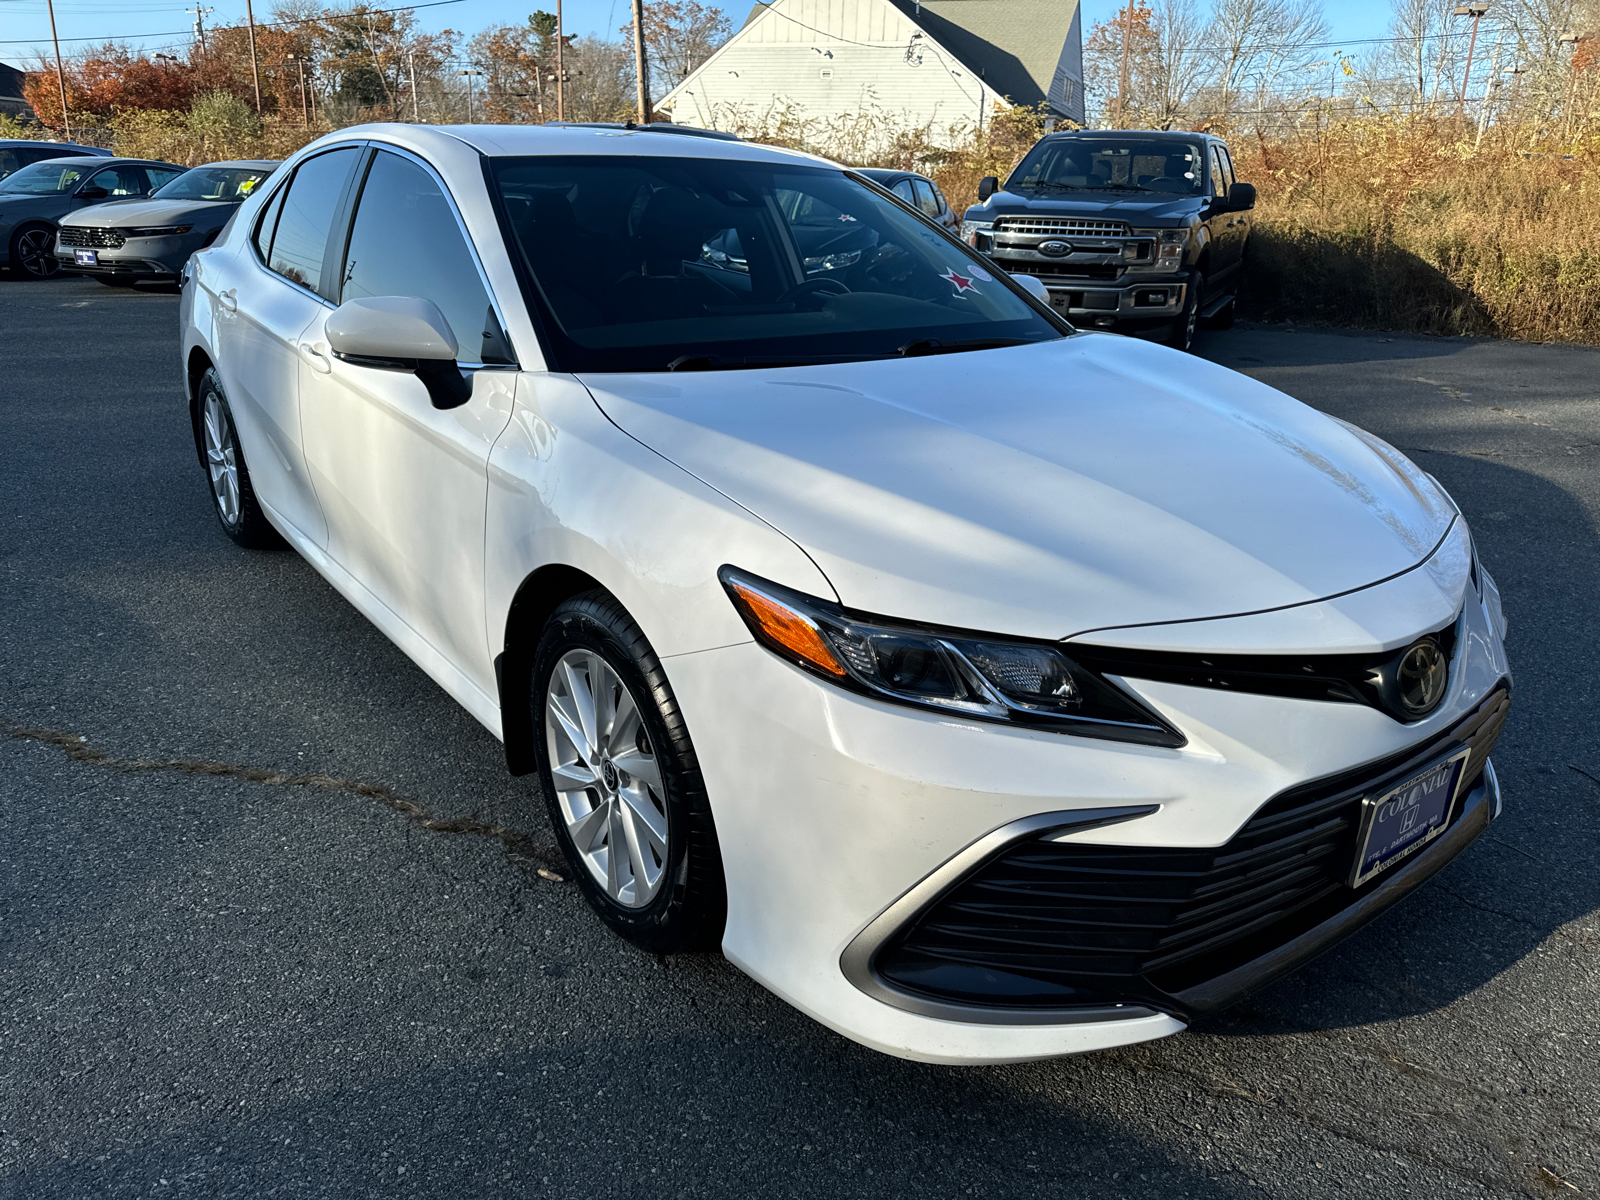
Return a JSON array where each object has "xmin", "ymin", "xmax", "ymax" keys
[
  {"xmin": 660, "ymin": 562, "xmax": 1510, "ymax": 1064},
  {"xmin": 54, "ymin": 234, "xmax": 194, "ymax": 280}
]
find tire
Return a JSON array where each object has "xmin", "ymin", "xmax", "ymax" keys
[
  {"xmin": 196, "ymin": 367, "xmax": 284, "ymax": 549},
  {"xmin": 1165, "ymin": 270, "xmax": 1202, "ymax": 351},
  {"xmin": 532, "ymin": 591, "xmax": 726, "ymax": 953},
  {"xmin": 9, "ymin": 225, "xmax": 61, "ymax": 279}
]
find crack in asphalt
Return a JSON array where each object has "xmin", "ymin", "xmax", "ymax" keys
[{"xmin": 1, "ymin": 716, "xmax": 570, "ymax": 883}]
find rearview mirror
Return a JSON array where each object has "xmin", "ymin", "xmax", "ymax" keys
[
  {"xmin": 325, "ymin": 295, "xmax": 471, "ymax": 410},
  {"xmin": 76, "ymin": 185, "xmax": 109, "ymax": 200},
  {"xmin": 977, "ymin": 175, "xmax": 999, "ymax": 202},
  {"xmin": 1009, "ymin": 273, "xmax": 1051, "ymax": 306},
  {"xmin": 1226, "ymin": 181, "xmax": 1256, "ymax": 211}
]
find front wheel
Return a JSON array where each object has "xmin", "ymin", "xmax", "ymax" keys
[
  {"xmin": 9, "ymin": 226, "xmax": 61, "ymax": 279},
  {"xmin": 197, "ymin": 368, "xmax": 284, "ymax": 548},
  {"xmin": 533, "ymin": 591, "xmax": 726, "ymax": 953},
  {"xmin": 1165, "ymin": 270, "xmax": 1202, "ymax": 352}
]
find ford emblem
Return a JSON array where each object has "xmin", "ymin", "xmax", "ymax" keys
[{"xmin": 1038, "ymin": 239, "xmax": 1072, "ymax": 257}]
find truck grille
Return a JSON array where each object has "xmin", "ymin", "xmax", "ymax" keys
[
  {"xmin": 996, "ymin": 216, "xmax": 1131, "ymax": 237},
  {"xmin": 58, "ymin": 226, "xmax": 125, "ymax": 249},
  {"xmin": 873, "ymin": 687, "xmax": 1510, "ymax": 1011},
  {"xmin": 1007, "ymin": 262, "xmax": 1122, "ymax": 283}
]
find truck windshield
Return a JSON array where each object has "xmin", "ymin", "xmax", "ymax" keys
[
  {"xmin": 490, "ymin": 155, "xmax": 1065, "ymax": 373},
  {"xmin": 1008, "ymin": 139, "xmax": 1206, "ymax": 196}
]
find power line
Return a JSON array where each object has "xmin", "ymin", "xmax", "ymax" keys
[{"xmin": 0, "ymin": 0, "xmax": 465, "ymax": 45}]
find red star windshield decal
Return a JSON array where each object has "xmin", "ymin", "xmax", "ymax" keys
[{"xmin": 941, "ymin": 267, "xmax": 979, "ymax": 295}]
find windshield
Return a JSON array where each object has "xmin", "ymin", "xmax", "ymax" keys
[
  {"xmin": 0, "ymin": 160, "xmax": 91, "ymax": 195},
  {"xmin": 491, "ymin": 155, "xmax": 1065, "ymax": 373},
  {"xmin": 154, "ymin": 165, "xmax": 272, "ymax": 202},
  {"xmin": 1007, "ymin": 139, "xmax": 1205, "ymax": 196}
]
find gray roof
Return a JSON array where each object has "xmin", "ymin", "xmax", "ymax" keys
[{"xmin": 886, "ymin": 0, "xmax": 1081, "ymax": 117}]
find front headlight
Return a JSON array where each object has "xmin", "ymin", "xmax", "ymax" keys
[
  {"xmin": 959, "ymin": 218, "xmax": 994, "ymax": 247},
  {"xmin": 721, "ymin": 568, "xmax": 1184, "ymax": 746},
  {"xmin": 803, "ymin": 250, "xmax": 861, "ymax": 274},
  {"xmin": 128, "ymin": 225, "xmax": 193, "ymax": 237},
  {"xmin": 1152, "ymin": 228, "xmax": 1187, "ymax": 272}
]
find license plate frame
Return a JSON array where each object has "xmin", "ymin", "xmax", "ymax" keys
[
  {"xmin": 74, "ymin": 249, "xmax": 98, "ymax": 265},
  {"xmin": 1349, "ymin": 747, "xmax": 1471, "ymax": 888}
]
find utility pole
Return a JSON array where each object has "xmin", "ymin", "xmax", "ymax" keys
[
  {"xmin": 557, "ymin": 0, "xmax": 566, "ymax": 121},
  {"xmin": 458, "ymin": 69, "xmax": 483, "ymax": 122},
  {"xmin": 408, "ymin": 50, "xmax": 421, "ymax": 122},
  {"xmin": 188, "ymin": 6, "xmax": 213, "ymax": 58},
  {"xmin": 1559, "ymin": 31, "xmax": 1580, "ymax": 138},
  {"xmin": 289, "ymin": 55, "xmax": 309, "ymax": 125},
  {"xmin": 1475, "ymin": 32, "xmax": 1504, "ymax": 146},
  {"xmin": 244, "ymin": 0, "xmax": 262, "ymax": 112},
  {"xmin": 1115, "ymin": 2, "xmax": 1133, "ymax": 127},
  {"xmin": 632, "ymin": 0, "xmax": 651, "ymax": 124},
  {"xmin": 1453, "ymin": 5, "xmax": 1489, "ymax": 118},
  {"xmin": 44, "ymin": 0, "xmax": 71, "ymax": 139}
]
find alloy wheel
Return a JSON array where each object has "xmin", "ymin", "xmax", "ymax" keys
[
  {"xmin": 202, "ymin": 390, "xmax": 241, "ymax": 526},
  {"xmin": 544, "ymin": 649, "xmax": 668, "ymax": 907},
  {"xmin": 15, "ymin": 228, "xmax": 60, "ymax": 278}
]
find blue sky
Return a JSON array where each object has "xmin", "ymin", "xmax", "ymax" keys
[{"xmin": 0, "ymin": 0, "xmax": 1399, "ymax": 67}]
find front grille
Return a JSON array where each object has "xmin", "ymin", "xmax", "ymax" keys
[
  {"xmin": 1005, "ymin": 261, "xmax": 1122, "ymax": 282},
  {"xmin": 996, "ymin": 216, "xmax": 1131, "ymax": 237},
  {"xmin": 58, "ymin": 226, "xmax": 125, "ymax": 249},
  {"xmin": 874, "ymin": 687, "xmax": 1510, "ymax": 1011}
]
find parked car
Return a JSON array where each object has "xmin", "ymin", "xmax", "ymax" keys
[
  {"xmin": 853, "ymin": 167, "xmax": 960, "ymax": 232},
  {"xmin": 56, "ymin": 160, "xmax": 278, "ymax": 286},
  {"xmin": 961, "ymin": 129, "xmax": 1255, "ymax": 351},
  {"xmin": 180, "ymin": 123, "xmax": 1509, "ymax": 1065},
  {"xmin": 0, "ymin": 156, "xmax": 183, "ymax": 278},
  {"xmin": 0, "ymin": 138, "xmax": 111, "ymax": 182}
]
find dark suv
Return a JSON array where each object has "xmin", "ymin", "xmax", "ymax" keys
[
  {"xmin": 0, "ymin": 139, "xmax": 111, "ymax": 183},
  {"xmin": 961, "ymin": 130, "xmax": 1255, "ymax": 351}
]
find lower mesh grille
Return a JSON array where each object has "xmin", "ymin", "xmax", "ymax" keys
[{"xmin": 875, "ymin": 687, "xmax": 1510, "ymax": 1009}]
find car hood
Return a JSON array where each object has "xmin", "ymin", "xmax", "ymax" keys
[
  {"xmin": 967, "ymin": 191, "xmax": 1203, "ymax": 227},
  {"xmin": 578, "ymin": 334, "xmax": 1457, "ymax": 641},
  {"xmin": 58, "ymin": 197, "xmax": 231, "ymax": 227}
]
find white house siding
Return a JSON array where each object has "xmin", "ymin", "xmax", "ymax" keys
[{"xmin": 659, "ymin": 0, "xmax": 1007, "ymax": 146}]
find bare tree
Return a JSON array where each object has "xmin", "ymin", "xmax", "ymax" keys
[{"xmin": 1203, "ymin": 0, "xmax": 1329, "ymax": 126}]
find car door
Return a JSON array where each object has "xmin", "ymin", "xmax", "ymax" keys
[
  {"xmin": 209, "ymin": 144, "xmax": 363, "ymax": 549},
  {"xmin": 1206, "ymin": 145, "xmax": 1244, "ymax": 291},
  {"xmin": 1217, "ymin": 143, "xmax": 1250, "ymax": 269},
  {"xmin": 296, "ymin": 146, "xmax": 518, "ymax": 696}
]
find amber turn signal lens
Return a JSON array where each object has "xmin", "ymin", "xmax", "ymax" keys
[{"xmin": 727, "ymin": 580, "xmax": 846, "ymax": 677}]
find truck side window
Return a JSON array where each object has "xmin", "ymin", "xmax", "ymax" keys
[
  {"xmin": 1218, "ymin": 146, "xmax": 1237, "ymax": 190},
  {"xmin": 1208, "ymin": 148, "xmax": 1227, "ymax": 198}
]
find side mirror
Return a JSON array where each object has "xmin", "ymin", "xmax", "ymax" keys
[
  {"xmin": 325, "ymin": 295, "xmax": 472, "ymax": 410},
  {"xmin": 1227, "ymin": 181, "xmax": 1256, "ymax": 211},
  {"xmin": 76, "ymin": 185, "xmax": 109, "ymax": 200},
  {"xmin": 1009, "ymin": 272, "xmax": 1051, "ymax": 306},
  {"xmin": 977, "ymin": 175, "xmax": 999, "ymax": 202}
]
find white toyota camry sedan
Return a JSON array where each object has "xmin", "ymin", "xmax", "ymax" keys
[{"xmin": 178, "ymin": 122, "xmax": 1511, "ymax": 1064}]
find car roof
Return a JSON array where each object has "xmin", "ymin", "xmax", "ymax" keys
[
  {"xmin": 24, "ymin": 156, "xmax": 179, "ymax": 167},
  {"xmin": 191, "ymin": 159, "xmax": 280, "ymax": 169},
  {"xmin": 854, "ymin": 168, "xmax": 925, "ymax": 183},
  {"xmin": 324, "ymin": 121, "xmax": 837, "ymax": 171},
  {"xmin": 1044, "ymin": 129, "xmax": 1217, "ymax": 143},
  {"xmin": 0, "ymin": 139, "xmax": 112, "ymax": 154}
]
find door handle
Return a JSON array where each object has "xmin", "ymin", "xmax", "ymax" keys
[
  {"xmin": 299, "ymin": 342, "xmax": 332, "ymax": 373},
  {"xmin": 218, "ymin": 288, "xmax": 237, "ymax": 313}
]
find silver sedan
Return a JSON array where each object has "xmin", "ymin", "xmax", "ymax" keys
[{"xmin": 55, "ymin": 160, "xmax": 277, "ymax": 286}]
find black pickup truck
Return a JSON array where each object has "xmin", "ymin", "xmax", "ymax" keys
[{"xmin": 960, "ymin": 129, "xmax": 1255, "ymax": 351}]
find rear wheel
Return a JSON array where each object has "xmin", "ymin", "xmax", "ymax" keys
[
  {"xmin": 533, "ymin": 591, "xmax": 725, "ymax": 953},
  {"xmin": 9, "ymin": 225, "xmax": 60, "ymax": 279},
  {"xmin": 197, "ymin": 368, "xmax": 284, "ymax": 549}
]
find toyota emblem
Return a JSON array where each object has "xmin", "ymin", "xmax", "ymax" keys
[
  {"xmin": 1395, "ymin": 638, "xmax": 1448, "ymax": 716},
  {"xmin": 1038, "ymin": 239, "xmax": 1072, "ymax": 257}
]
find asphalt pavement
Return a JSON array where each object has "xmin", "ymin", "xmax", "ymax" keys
[{"xmin": 2, "ymin": 276, "xmax": 1596, "ymax": 1199}]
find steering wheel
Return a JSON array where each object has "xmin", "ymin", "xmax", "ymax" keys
[{"xmin": 776, "ymin": 277, "xmax": 851, "ymax": 305}]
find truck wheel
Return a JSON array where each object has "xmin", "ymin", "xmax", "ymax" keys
[{"xmin": 1166, "ymin": 271, "xmax": 1202, "ymax": 352}]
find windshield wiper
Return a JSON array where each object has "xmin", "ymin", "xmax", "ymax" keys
[
  {"xmin": 667, "ymin": 353, "xmax": 883, "ymax": 371},
  {"xmin": 896, "ymin": 337, "xmax": 1043, "ymax": 357}
]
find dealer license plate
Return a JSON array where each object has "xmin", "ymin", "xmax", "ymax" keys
[
  {"xmin": 1349, "ymin": 748, "xmax": 1470, "ymax": 888},
  {"xmin": 74, "ymin": 250, "xmax": 98, "ymax": 265}
]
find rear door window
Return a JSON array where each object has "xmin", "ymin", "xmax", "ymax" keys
[
  {"xmin": 266, "ymin": 146, "xmax": 360, "ymax": 296},
  {"xmin": 0, "ymin": 149, "xmax": 18, "ymax": 179},
  {"xmin": 147, "ymin": 166, "xmax": 185, "ymax": 190},
  {"xmin": 890, "ymin": 179, "xmax": 915, "ymax": 204},
  {"xmin": 338, "ymin": 149, "xmax": 509, "ymax": 364}
]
